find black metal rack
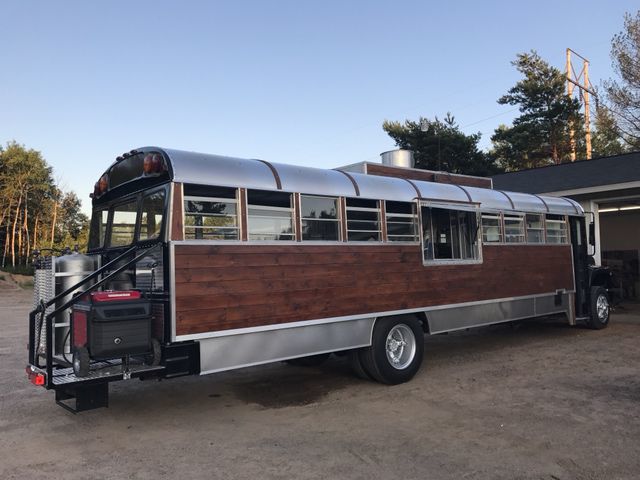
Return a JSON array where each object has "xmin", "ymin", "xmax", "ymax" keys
[{"xmin": 28, "ymin": 242, "xmax": 166, "ymax": 412}]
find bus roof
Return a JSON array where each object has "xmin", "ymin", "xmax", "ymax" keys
[{"xmin": 137, "ymin": 147, "xmax": 583, "ymax": 216}]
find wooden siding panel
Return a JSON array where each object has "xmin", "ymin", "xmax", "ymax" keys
[
  {"xmin": 171, "ymin": 183, "xmax": 184, "ymax": 241},
  {"xmin": 174, "ymin": 244, "xmax": 574, "ymax": 336}
]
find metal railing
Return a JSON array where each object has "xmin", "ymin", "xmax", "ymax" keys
[{"xmin": 28, "ymin": 242, "xmax": 163, "ymax": 388}]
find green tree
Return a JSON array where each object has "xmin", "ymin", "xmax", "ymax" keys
[
  {"xmin": 0, "ymin": 141, "xmax": 89, "ymax": 269},
  {"xmin": 383, "ymin": 113, "xmax": 500, "ymax": 176},
  {"xmin": 491, "ymin": 51, "xmax": 583, "ymax": 171},
  {"xmin": 604, "ymin": 11, "xmax": 640, "ymax": 149},
  {"xmin": 591, "ymin": 106, "xmax": 627, "ymax": 157}
]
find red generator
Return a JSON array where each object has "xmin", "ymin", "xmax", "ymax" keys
[{"xmin": 71, "ymin": 291, "xmax": 158, "ymax": 377}]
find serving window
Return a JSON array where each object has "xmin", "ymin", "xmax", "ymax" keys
[{"xmin": 422, "ymin": 205, "xmax": 480, "ymax": 263}]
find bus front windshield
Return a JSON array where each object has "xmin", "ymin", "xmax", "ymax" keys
[{"xmin": 88, "ymin": 188, "xmax": 166, "ymax": 250}]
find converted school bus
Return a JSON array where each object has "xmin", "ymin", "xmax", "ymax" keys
[{"xmin": 27, "ymin": 148, "xmax": 614, "ymax": 412}]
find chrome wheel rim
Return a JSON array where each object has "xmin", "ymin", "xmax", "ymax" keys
[
  {"xmin": 385, "ymin": 324, "xmax": 416, "ymax": 370},
  {"xmin": 596, "ymin": 294, "xmax": 609, "ymax": 322}
]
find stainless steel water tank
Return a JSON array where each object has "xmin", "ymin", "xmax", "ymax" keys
[{"xmin": 54, "ymin": 253, "xmax": 96, "ymax": 355}]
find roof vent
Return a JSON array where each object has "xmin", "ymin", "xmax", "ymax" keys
[{"xmin": 380, "ymin": 149, "xmax": 414, "ymax": 169}]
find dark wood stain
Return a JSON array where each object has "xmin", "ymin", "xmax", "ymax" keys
[
  {"xmin": 174, "ymin": 244, "xmax": 574, "ymax": 336},
  {"xmin": 171, "ymin": 183, "xmax": 184, "ymax": 241}
]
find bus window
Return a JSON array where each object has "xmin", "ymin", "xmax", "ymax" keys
[
  {"xmin": 300, "ymin": 195, "xmax": 340, "ymax": 241},
  {"xmin": 88, "ymin": 209, "xmax": 109, "ymax": 249},
  {"xmin": 247, "ymin": 190, "xmax": 295, "ymax": 241},
  {"xmin": 546, "ymin": 215, "xmax": 568, "ymax": 244},
  {"xmin": 139, "ymin": 190, "xmax": 166, "ymax": 241},
  {"xmin": 346, "ymin": 198, "xmax": 381, "ymax": 242},
  {"xmin": 481, "ymin": 213, "xmax": 503, "ymax": 243},
  {"xmin": 504, "ymin": 215, "xmax": 525, "ymax": 243},
  {"xmin": 110, "ymin": 200, "xmax": 138, "ymax": 247},
  {"xmin": 526, "ymin": 213, "xmax": 544, "ymax": 243},
  {"xmin": 385, "ymin": 201, "xmax": 418, "ymax": 243}
]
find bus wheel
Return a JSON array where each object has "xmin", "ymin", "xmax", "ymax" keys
[
  {"xmin": 73, "ymin": 346, "xmax": 90, "ymax": 378},
  {"xmin": 286, "ymin": 353, "xmax": 331, "ymax": 367},
  {"xmin": 359, "ymin": 316, "xmax": 424, "ymax": 385},
  {"xmin": 348, "ymin": 349, "xmax": 373, "ymax": 380},
  {"xmin": 586, "ymin": 286, "xmax": 610, "ymax": 330}
]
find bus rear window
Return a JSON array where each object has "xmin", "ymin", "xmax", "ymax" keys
[
  {"xmin": 110, "ymin": 200, "xmax": 138, "ymax": 247},
  {"xmin": 88, "ymin": 209, "xmax": 109, "ymax": 249},
  {"xmin": 139, "ymin": 191, "xmax": 165, "ymax": 241}
]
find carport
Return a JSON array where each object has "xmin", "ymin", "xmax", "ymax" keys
[{"xmin": 493, "ymin": 152, "xmax": 640, "ymax": 300}]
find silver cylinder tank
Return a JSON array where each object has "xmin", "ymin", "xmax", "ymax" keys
[
  {"xmin": 380, "ymin": 149, "xmax": 415, "ymax": 168},
  {"xmin": 54, "ymin": 253, "xmax": 96, "ymax": 355}
]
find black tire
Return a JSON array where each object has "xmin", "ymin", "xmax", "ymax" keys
[
  {"xmin": 586, "ymin": 286, "xmax": 610, "ymax": 330},
  {"xmin": 72, "ymin": 346, "xmax": 90, "ymax": 378},
  {"xmin": 144, "ymin": 338, "xmax": 162, "ymax": 366},
  {"xmin": 359, "ymin": 315, "xmax": 424, "ymax": 385},
  {"xmin": 348, "ymin": 349, "xmax": 373, "ymax": 380},
  {"xmin": 286, "ymin": 353, "xmax": 331, "ymax": 367}
]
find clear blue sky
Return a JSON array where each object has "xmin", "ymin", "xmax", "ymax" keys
[{"xmin": 0, "ymin": 1, "xmax": 632, "ymax": 214}]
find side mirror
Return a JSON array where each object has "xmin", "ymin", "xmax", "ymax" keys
[{"xmin": 588, "ymin": 222, "xmax": 595, "ymax": 247}]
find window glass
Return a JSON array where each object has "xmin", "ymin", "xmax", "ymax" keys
[
  {"xmin": 184, "ymin": 196, "xmax": 239, "ymax": 240},
  {"xmin": 546, "ymin": 215, "xmax": 568, "ymax": 244},
  {"xmin": 301, "ymin": 195, "xmax": 340, "ymax": 241},
  {"xmin": 88, "ymin": 209, "xmax": 109, "ymax": 249},
  {"xmin": 346, "ymin": 198, "xmax": 381, "ymax": 242},
  {"xmin": 526, "ymin": 213, "xmax": 544, "ymax": 243},
  {"xmin": 110, "ymin": 200, "xmax": 138, "ymax": 247},
  {"xmin": 247, "ymin": 190, "xmax": 294, "ymax": 241},
  {"xmin": 504, "ymin": 215, "xmax": 525, "ymax": 243},
  {"xmin": 422, "ymin": 206, "xmax": 479, "ymax": 262},
  {"xmin": 481, "ymin": 214, "xmax": 502, "ymax": 243},
  {"xmin": 385, "ymin": 201, "xmax": 418, "ymax": 242},
  {"xmin": 139, "ymin": 191, "xmax": 165, "ymax": 241}
]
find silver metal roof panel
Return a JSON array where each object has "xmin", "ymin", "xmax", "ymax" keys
[
  {"xmin": 270, "ymin": 161, "xmax": 357, "ymax": 196},
  {"xmin": 412, "ymin": 180, "xmax": 470, "ymax": 203},
  {"xmin": 504, "ymin": 191, "xmax": 548, "ymax": 213},
  {"xmin": 158, "ymin": 147, "xmax": 583, "ymax": 216},
  {"xmin": 163, "ymin": 148, "xmax": 278, "ymax": 191},
  {"xmin": 349, "ymin": 172, "xmax": 418, "ymax": 201},
  {"xmin": 541, "ymin": 195, "xmax": 583, "ymax": 215},
  {"xmin": 463, "ymin": 186, "xmax": 513, "ymax": 211}
]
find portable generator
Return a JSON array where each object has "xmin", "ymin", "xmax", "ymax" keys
[{"xmin": 71, "ymin": 290, "xmax": 155, "ymax": 377}]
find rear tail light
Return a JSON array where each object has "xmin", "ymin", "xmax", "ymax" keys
[{"xmin": 26, "ymin": 366, "xmax": 46, "ymax": 386}]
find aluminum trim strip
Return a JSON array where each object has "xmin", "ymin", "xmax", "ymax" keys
[
  {"xmin": 335, "ymin": 169, "xmax": 360, "ymax": 196},
  {"xmin": 254, "ymin": 159, "xmax": 282, "ymax": 190},
  {"xmin": 174, "ymin": 291, "xmax": 575, "ymax": 342}
]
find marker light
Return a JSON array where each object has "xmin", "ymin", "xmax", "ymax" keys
[{"xmin": 26, "ymin": 366, "xmax": 46, "ymax": 386}]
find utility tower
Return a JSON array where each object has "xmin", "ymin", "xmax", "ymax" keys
[{"xmin": 566, "ymin": 48, "xmax": 598, "ymax": 160}]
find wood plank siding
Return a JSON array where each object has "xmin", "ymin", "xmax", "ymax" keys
[{"xmin": 174, "ymin": 244, "xmax": 574, "ymax": 336}]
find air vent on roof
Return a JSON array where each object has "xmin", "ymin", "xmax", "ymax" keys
[{"xmin": 380, "ymin": 149, "xmax": 414, "ymax": 168}]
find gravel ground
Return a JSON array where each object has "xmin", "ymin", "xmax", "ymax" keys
[{"xmin": 1, "ymin": 287, "xmax": 639, "ymax": 480}]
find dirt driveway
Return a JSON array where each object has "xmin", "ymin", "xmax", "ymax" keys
[{"xmin": 1, "ymin": 287, "xmax": 639, "ymax": 480}]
